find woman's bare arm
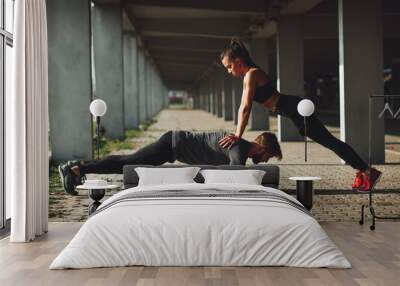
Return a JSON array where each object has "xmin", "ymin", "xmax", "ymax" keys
[
  {"xmin": 235, "ymin": 71, "xmax": 256, "ymax": 138},
  {"xmin": 219, "ymin": 71, "xmax": 256, "ymax": 148}
]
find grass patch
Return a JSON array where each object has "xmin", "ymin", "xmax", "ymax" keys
[
  {"xmin": 101, "ymin": 139, "xmax": 134, "ymax": 155},
  {"xmin": 96, "ymin": 128, "xmax": 144, "ymax": 157},
  {"xmin": 49, "ymin": 164, "xmax": 63, "ymax": 194},
  {"xmin": 138, "ymin": 119, "xmax": 157, "ymax": 131},
  {"xmin": 169, "ymin": 103, "xmax": 190, "ymax": 110},
  {"xmin": 125, "ymin": 129, "xmax": 142, "ymax": 138}
]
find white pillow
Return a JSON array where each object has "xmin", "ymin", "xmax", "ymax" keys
[
  {"xmin": 135, "ymin": 167, "xmax": 201, "ymax": 186},
  {"xmin": 200, "ymin": 169, "xmax": 266, "ymax": 185}
]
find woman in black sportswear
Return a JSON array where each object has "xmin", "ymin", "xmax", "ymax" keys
[{"xmin": 218, "ymin": 39, "xmax": 381, "ymax": 192}]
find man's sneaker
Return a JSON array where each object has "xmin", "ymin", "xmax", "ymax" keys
[
  {"xmin": 358, "ymin": 168, "xmax": 382, "ymax": 192},
  {"xmin": 351, "ymin": 172, "xmax": 364, "ymax": 191},
  {"xmin": 58, "ymin": 163, "xmax": 79, "ymax": 196},
  {"xmin": 66, "ymin": 160, "xmax": 86, "ymax": 186}
]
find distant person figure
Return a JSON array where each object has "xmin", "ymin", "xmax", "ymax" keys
[
  {"xmin": 218, "ymin": 38, "xmax": 381, "ymax": 192},
  {"xmin": 58, "ymin": 130, "xmax": 282, "ymax": 195}
]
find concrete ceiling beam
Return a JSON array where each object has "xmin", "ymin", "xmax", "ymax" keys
[
  {"xmin": 150, "ymin": 48, "xmax": 219, "ymax": 61},
  {"xmin": 256, "ymin": 13, "xmax": 400, "ymax": 40},
  {"xmin": 158, "ymin": 63, "xmax": 207, "ymax": 70},
  {"xmin": 145, "ymin": 36, "xmax": 227, "ymax": 53},
  {"xmin": 166, "ymin": 81, "xmax": 193, "ymax": 90},
  {"xmin": 281, "ymin": 0, "xmax": 323, "ymax": 14},
  {"xmin": 124, "ymin": 0, "xmax": 269, "ymax": 13},
  {"xmin": 152, "ymin": 56, "xmax": 213, "ymax": 65},
  {"xmin": 136, "ymin": 18, "xmax": 253, "ymax": 38}
]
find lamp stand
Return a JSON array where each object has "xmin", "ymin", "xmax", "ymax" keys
[
  {"xmin": 304, "ymin": 116, "xmax": 307, "ymax": 162},
  {"xmin": 96, "ymin": 116, "xmax": 100, "ymax": 160}
]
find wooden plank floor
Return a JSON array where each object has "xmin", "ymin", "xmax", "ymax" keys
[{"xmin": 0, "ymin": 222, "xmax": 399, "ymax": 286}]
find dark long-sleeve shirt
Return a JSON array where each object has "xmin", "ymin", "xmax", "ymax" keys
[{"xmin": 172, "ymin": 131, "xmax": 251, "ymax": 165}]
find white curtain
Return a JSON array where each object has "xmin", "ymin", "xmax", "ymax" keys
[{"xmin": 8, "ymin": 0, "xmax": 49, "ymax": 242}]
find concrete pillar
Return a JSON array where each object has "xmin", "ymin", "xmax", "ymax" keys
[
  {"xmin": 210, "ymin": 77, "xmax": 216, "ymax": 115},
  {"xmin": 47, "ymin": 0, "xmax": 92, "ymax": 161},
  {"xmin": 389, "ymin": 59, "xmax": 400, "ymax": 112},
  {"xmin": 199, "ymin": 84, "xmax": 204, "ymax": 110},
  {"xmin": 198, "ymin": 85, "xmax": 202, "ymax": 110},
  {"xmin": 150, "ymin": 63, "xmax": 155, "ymax": 117},
  {"xmin": 213, "ymin": 75, "xmax": 218, "ymax": 116},
  {"xmin": 250, "ymin": 104, "xmax": 269, "ymax": 130},
  {"xmin": 146, "ymin": 63, "xmax": 151, "ymax": 118},
  {"xmin": 277, "ymin": 15, "xmax": 304, "ymax": 141},
  {"xmin": 92, "ymin": 3, "xmax": 124, "ymax": 140},
  {"xmin": 161, "ymin": 85, "xmax": 165, "ymax": 109},
  {"xmin": 232, "ymin": 78, "xmax": 242, "ymax": 125},
  {"xmin": 193, "ymin": 89, "xmax": 200, "ymax": 109},
  {"xmin": 145, "ymin": 59, "xmax": 152, "ymax": 119},
  {"xmin": 153, "ymin": 67, "xmax": 156, "ymax": 115},
  {"xmin": 306, "ymin": 77, "xmax": 318, "ymax": 103},
  {"xmin": 216, "ymin": 71, "xmax": 223, "ymax": 118},
  {"xmin": 123, "ymin": 32, "xmax": 139, "ymax": 130},
  {"xmin": 203, "ymin": 82, "xmax": 208, "ymax": 112},
  {"xmin": 222, "ymin": 72, "xmax": 233, "ymax": 121},
  {"xmin": 206, "ymin": 80, "xmax": 211, "ymax": 113},
  {"xmin": 154, "ymin": 72, "xmax": 158, "ymax": 113},
  {"xmin": 137, "ymin": 48, "xmax": 147, "ymax": 123},
  {"xmin": 203, "ymin": 85, "xmax": 207, "ymax": 111},
  {"xmin": 154, "ymin": 68, "xmax": 157, "ymax": 115},
  {"xmin": 339, "ymin": 0, "xmax": 384, "ymax": 164},
  {"xmin": 156, "ymin": 70, "xmax": 162, "ymax": 113},
  {"xmin": 151, "ymin": 65, "xmax": 156, "ymax": 116},
  {"xmin": 391, "ymin": 59, "xmax": 400, "ymax": 94},
  {"xmin": 158, "ymin": 73, "xmax": 162, "ymax": 112},
  {"xmin": 203, "ymin": 83, "xmax": 208, "ymax": 111},
  {"xmin": 249, "ymin": 38, "xmax": 270, "ymax": 130},
  {"xmin": 157, "ymin": 71, "xmax": 162, "ymax": 112},
  {"xmin": 161, "ymin": 84, "xmax": 166, "ymax": 109},
  {"xmin": 164, "ymin": 86, "xmax": 167, "ymax": 108}
]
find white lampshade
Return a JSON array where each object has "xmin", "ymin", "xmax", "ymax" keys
[
  {"xmin": 89, "ymin": 99, "xmax": 107, "ymax": 117},
  {"xmin": 297, "ymin": 99, "xmax": 315, "ymax": 117}
]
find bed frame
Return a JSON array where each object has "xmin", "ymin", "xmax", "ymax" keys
[
  {"xmin": 85, "ymin": 165, "xmax": 280, "ymax": 214},
  {"xmin": 123, "ymin": 164, "xmax": 280, "ymax": 189}
]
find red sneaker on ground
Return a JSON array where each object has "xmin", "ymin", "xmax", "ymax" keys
[
  {"xmin": 351, "ymin": 171, "xmax": 364, "ymax": 190},
  {"xmin": 358, "ymin": 168, "xmax": 382, "ymax": 192}
]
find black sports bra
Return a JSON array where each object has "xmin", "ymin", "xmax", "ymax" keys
[{"xmin": 253, "ymin": 82, "xmax": 277, "ymax": 104}]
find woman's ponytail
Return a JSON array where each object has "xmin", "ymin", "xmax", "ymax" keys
[{"xmin": 220, "ymin": 38, "xmax": 256, "ymax": 67}]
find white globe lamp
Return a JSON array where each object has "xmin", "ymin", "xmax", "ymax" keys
[
  {"xmin": 90, "ymin": 99, "xmax": 107, "ymax": 117},
  {"xmin": 90, "ymin": 99, "xmax": 107, "ymax": 160},
  {"xmin": 297, "ymin": 99, "xmax": 315, "ymax": 162},
  {"xmin": 297, "ymin": 99, "xmax": 315, "ymax": 117}
]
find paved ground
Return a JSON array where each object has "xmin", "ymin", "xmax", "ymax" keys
[{"xmin": 49, "ymin": 108, "xmax": 400, "ymax": 223}]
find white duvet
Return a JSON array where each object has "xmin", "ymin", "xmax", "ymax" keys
[{"xmin": 50, "ymin": 183, "xmax": 351, "ymax": 269}]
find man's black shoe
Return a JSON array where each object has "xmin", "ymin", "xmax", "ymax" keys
[
  {"xmin": 58, "ymin": 163, "xmax": 79, "ymax": 196},
  {"xmin": 66, "ymin": 160, "xmax": 86, "ymax": 186}
]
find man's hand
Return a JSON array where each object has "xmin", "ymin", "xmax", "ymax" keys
[{"xmin": 219, "ymin": 134, "xmax": 240, "ymax": 149}]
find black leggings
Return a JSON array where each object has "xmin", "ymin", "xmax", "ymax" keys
[
  {"xmin": 276, "ymin": 95, "xmax": 368, "ymax": 171},
  {"xmin": 79, "ymin": 131, "xmax": 175, "ymax": 174}
]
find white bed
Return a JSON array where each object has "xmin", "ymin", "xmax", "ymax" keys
[{"xmin": 50, "ymin": 183, "xmax": 350, "ymax": 269}]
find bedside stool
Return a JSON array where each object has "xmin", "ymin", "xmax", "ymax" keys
[
  {"xmin": 77, "ymin": 184, "xmax": 119, "ymax": 215},
  {"xmin": 289, "ymin": 177, "xmax": 321, "ymax": 210}
]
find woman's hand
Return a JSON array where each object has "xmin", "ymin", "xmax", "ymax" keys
[{"xmin": 219, "ymin": 134, "xmax": 240, "ymax": 149}]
